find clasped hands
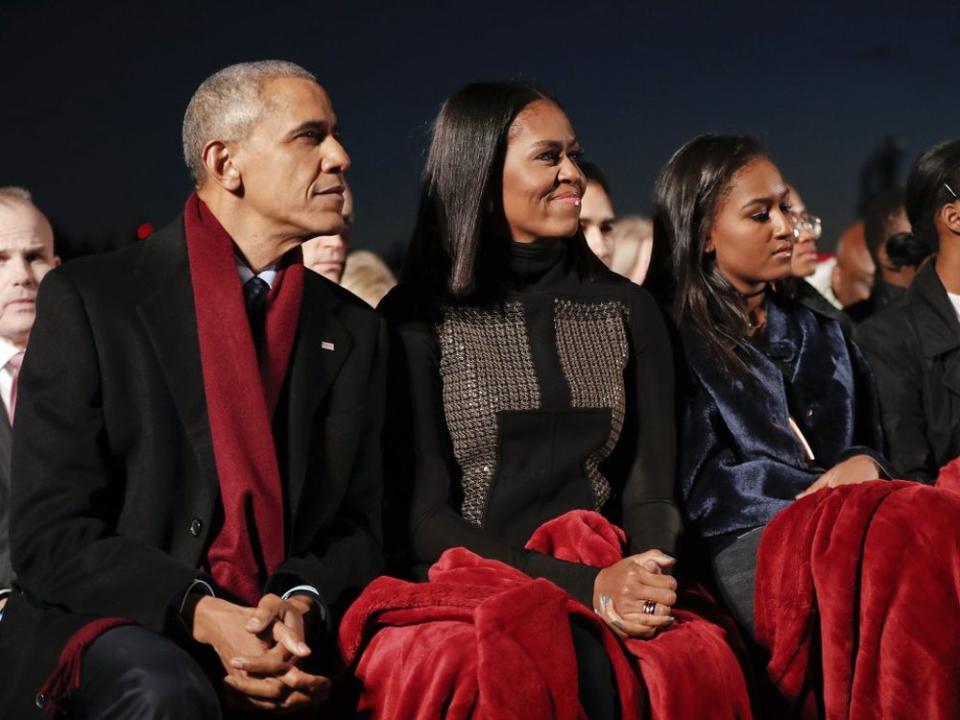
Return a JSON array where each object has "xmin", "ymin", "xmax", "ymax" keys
[
  {"xmin": 190, "ymin": 593, "xmax": 330, "ymax": 713},
  {"xmin": 592, "ymin": 549, "xmax": 677, "ymax": 640}
]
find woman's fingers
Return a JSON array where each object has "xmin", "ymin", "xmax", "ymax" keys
[
  {"xmin": 598, "ymin": 591, "xmax": 674, "ymax": 639},
  {"xmin": 620, "ymin": 610, "xmax": 675, "ymax": 627},
  {"xmin": 618, "ymin": 598, "xmax": 674, "ymax": 618},
  {"xmin": 796, "ymin": 474, "xmax": 829, "ymax": 499},
  {"xmin": 626, "ymin": 550, "xmax": 676, "ymax": 570},
  {"xmin": 637, "ymin": 568, "xmax": 678, "ymax": 590},
  {"xmin": 616, "ymin": 577, "xmax": 677, "ymax": 607}
]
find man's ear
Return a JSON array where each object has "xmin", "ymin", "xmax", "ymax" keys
[
  {"xmin": 939, "ymin": 202, "xmax": 960, "ymax": 237},
  {"xmin": 199, "ymin": 140, "xmax": 242, "ymax": 192},
  {"xmin": 52, "ymin": 255, "xmax": 61, "ymax": 268}
]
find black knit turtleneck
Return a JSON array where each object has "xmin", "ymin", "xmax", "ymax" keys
[{"xmin": 379, "ymin": 239, "xmax": 680, "ymax": 606}]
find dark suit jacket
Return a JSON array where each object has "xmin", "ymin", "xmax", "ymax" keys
[
  {"xmin": 856, "ymin": 261, "xmax": 960, "ymax": 482},
  {"xmin": 0, "ymin": 218, "xmax": 386, "ymax": 715},
  {"xmin": 0, "ymin": 409, "xmax": 10, "ymax": 591}
]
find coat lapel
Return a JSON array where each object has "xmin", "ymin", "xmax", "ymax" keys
[
  {"xmin": 285, "ymin": 275, "xmax": 353, "ymax": 513},
  {"xmin": 135, "ymin": 220, "xmax": 219, "ymax": 490},
  {"xmin": 134, "ymin": 224, "xmax": 357, "ymax": 523}
]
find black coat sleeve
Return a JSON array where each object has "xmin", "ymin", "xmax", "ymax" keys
[
  {"xmin": 618, "ymin": 291, "xmax": 682, "ymax": 557},
  {"xmin": 855, "ymin": 318, "xmax": 935, "ymax": 482}
]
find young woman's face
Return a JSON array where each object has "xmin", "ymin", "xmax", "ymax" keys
[
  {"xmin": 501, "ymin": 100, "xmax": 585, "ymax": 243},
  {"xmin": 707, "ymin": 157, "xmax": 794, "ymax": 294}
]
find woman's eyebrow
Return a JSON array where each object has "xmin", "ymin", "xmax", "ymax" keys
[
  {"xmin": 740, "ymin": 196, "xmax": 773, "ymax": 210},
  {"xmin": 527, "ymin": 137, "xmax": 578, "ymax": 150},
  {"xmin": 740, "ymin": 188, "xmax": 789, "ymax": 210}
]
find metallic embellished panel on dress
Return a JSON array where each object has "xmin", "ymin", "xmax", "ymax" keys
[
  {"xmin": 437, "ymin": 303, "xmax": 541, "ymax": 526},
  {"xmin": 554, "ymin": 299, "xmax": 630, "ymax": 508}
]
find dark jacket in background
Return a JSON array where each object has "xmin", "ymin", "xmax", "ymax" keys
[
  {"xmin": 678, "ymin": 293, "xmax": 889, "ymax": 551},
  {"xmin": 856, "ymin": 261, "xmax": 960, "ymax": 482},
  {"xmin": 0, "ymin": 408, "xmax": 10, "ymax": 591}
]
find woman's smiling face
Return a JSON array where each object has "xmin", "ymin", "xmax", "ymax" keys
[{"xmin": 500, "ymin": 100, "xmax": 585, "ymax": 244}]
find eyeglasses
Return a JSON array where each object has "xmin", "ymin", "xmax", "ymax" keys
[{"xmin": 791, "ymin": 212, "xmax": 822, "ymax": 241}]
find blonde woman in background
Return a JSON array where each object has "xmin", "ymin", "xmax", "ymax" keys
[
  {"xmin": 610, "ymin": 215, "xmax": 654, "ymax": 285},
  {"xmin": 341, "ymin": 250, "xmax": 397, "ymax": 307}
]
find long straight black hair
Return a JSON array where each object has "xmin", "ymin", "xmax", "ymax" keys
[
  {"xmin": 401, "ymin": 81, "xmax": 602, "ymax": 300},
  {"xmin": 650, "ymin": 134, "xmax": 769, "ymax": 375}
]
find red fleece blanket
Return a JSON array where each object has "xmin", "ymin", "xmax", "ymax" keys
[
  {"xmin": 755, "ymin": 479, "xmax": 960, "ymax": 719},
  {"xmin": 340, "ymin": 511, "xmax": 752, "ymax": 719}
]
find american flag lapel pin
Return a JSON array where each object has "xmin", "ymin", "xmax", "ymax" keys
[{"xmin": 321, "ymin": 341, "xmax": 336, "ymax": 351}]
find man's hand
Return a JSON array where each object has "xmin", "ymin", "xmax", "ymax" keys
[
  {"xmin": 593, "ymin": 550, "xmax": 677, "ymax": 639},
  {"xmin": 222, "ymin": 594, "xmax": 331, "ymax": 713},
  {"xmin": 187, "ymin": 595, "xmax": 269, "ymax": 683},
  {"xmin": 796, "ymin": 454, "xmax": 881, "ymax": 499}
]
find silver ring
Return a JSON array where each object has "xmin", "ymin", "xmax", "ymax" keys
[{"xmin": 642, "ymin": 600, "xmax": 657, "ymax": 615}]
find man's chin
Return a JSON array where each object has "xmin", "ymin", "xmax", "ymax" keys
[
  {"xmin": 0, "ymin": 325, "xmax": 31, "ymax": 345},
  {"xmin": 304, "ymin": 213, "xmax": 346, "ymax": 238}
]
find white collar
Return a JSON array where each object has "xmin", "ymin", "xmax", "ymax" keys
[{"xmin": 234, "ymin": 254, "xmax": 278, "ymax": 288}]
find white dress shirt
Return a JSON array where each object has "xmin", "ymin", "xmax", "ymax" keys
[
  {"xmin": 235, "ymin": 255, "xmax": 278, "ymax": 288},
  {"xmin": 947, "ymin": 292, "xmax": 960, "ymax": 323},
  {"xmin": 0, "ymin": 335, "xmax": 24, "ymax": 421}
]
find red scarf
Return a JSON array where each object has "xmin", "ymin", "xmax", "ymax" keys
[{"xmin": 184, "ymin": 194, "xmax": 303, "ymax": 605}]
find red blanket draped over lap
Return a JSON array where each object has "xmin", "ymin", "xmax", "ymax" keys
[
  {"xmin": 755, "ymin": 479, "xmax": 960, "ymax": 719},
  {"xmin": 339, "ymin": 510, "xmax": 752, "ymax": 719}
]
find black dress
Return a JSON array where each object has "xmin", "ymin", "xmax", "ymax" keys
[{"xmin": 379, "ymin": 238, "xmax": 681, "ymax": 608}]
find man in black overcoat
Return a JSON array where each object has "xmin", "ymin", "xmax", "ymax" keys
[
  {"xmin": 0, "ymin": 188, "xmax": 60, "ymax": 607},
  {"xmin": 0, "ymin": 60, "xmax": 385, "ymax": 718}
]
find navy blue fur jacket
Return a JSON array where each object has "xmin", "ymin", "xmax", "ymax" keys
[{"xmin": 677, "ymin": 292, "xmax": 890, "ymax": 550}]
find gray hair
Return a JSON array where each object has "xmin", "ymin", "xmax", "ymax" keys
[
  {"xmin": 0, "ymin": 186, "xmax": 33, "ymax": 206},
  {"xmin": 182, "ymin": 60, "xmax": 317, "ymax": 185}
]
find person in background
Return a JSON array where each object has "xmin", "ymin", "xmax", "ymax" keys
[
  {"xmin": 579, "ymin": 161, "xmax": 615, "ymax": 266},
  {"xmin": 786, "ymin": 183, "xmax": 822, "ymax": 279},
  {"xmin": 609, "ymin": 216, "xmax": 654, "ymax": 285},
  {"xmin": 302, "ymin": 182, "xmax": 354, "ymax": 283},
  {"xmin": 857, "ymin": 139, "xmax": 960, "ymax": 482},
  {"xmin": 883, "ymin": 230, "xmax": 934, "ymax": 278},
  {"xmin": 831, "ymin": 224, "xmax": 878, "ymax": 320},
  {"xmin": 783, "ymin": 183, "xmax": 846, "ymax": 321},
  {"xmin": 862, "ymin": 187, "xmax": 920, "ymax": 310},
  {"xmin": 0, "ymin": 187, "xmax": 60, "ymax": 611},
  {"xmin": 340, "ymin": 250, "xmax": 397, "ymax": 307}
]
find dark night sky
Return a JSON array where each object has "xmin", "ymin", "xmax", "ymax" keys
[{"xmin": 3, "ymin": 0, "xmax": 960, "ymax": 260}]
